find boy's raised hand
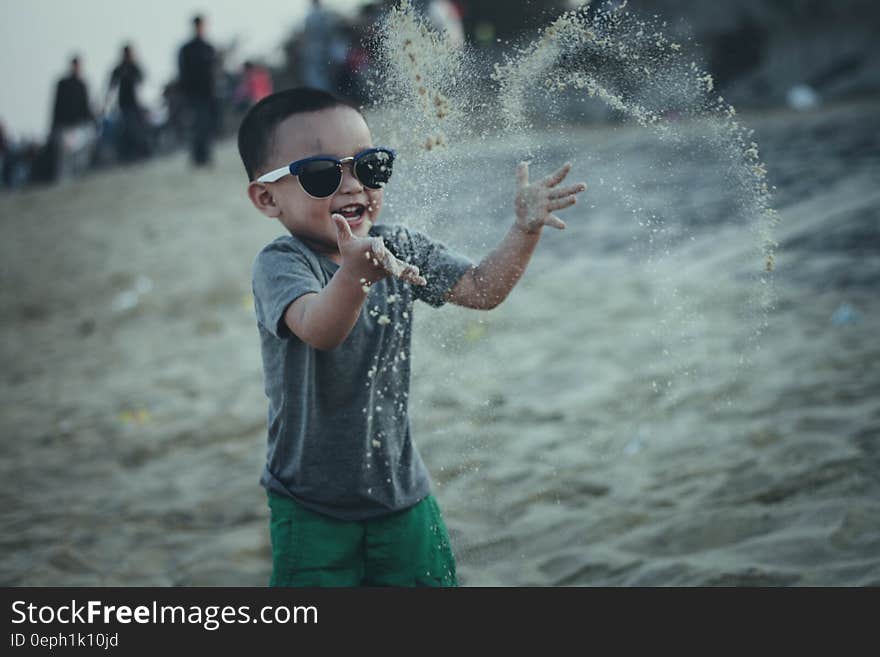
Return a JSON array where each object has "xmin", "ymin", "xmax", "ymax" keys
[
  {"xmin": 514, "ymin": 161, "xmax": 587, "ymax": 234},
  {"xmin": 333, "ymin": 214, "xmax": 427, "ymax": 287}
]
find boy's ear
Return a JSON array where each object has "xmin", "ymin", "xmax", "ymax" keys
[{"xmin": 247, "ymin": 181, "xmax": 281, "ymax": 218}]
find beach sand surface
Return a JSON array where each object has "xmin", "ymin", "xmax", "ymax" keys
[{"xmin": 1, "ymin": 100, "xmax": 878, "ymax": 586}]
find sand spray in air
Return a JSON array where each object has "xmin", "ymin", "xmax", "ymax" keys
[
  {"xmin": 371, "ymin": 0, "xmax": 777, "ymax": 267},
  {"xmin": 490, "ymin": 4, "xmax": 777, "ymax": 267},
  {"xmin": 368, "ymin": 1, "xmax": 471, "ymax": 151},
  {"xmin": 487, "ymin": 2, "xmax": 779, "ymax": 408},
  {"xmin": 367, "ymin": 0, "xmax": 779, "ymax": 443}
]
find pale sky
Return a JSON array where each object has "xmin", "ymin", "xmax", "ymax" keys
[{"xmin": 0, "ymin": 0, "xmax": 366, "ymax": 140}]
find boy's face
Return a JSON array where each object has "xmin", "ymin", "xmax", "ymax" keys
[{"xmin": 249, "ymin": 106, "xmax": 384, "ymax": 253}]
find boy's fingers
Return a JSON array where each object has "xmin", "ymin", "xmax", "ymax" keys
[
  {"xmin": 545, "ymin": 215, "xmax": 567, "ymax": 230},
  {"xmin": 333, "ymin": 214, "xmax": 353, "ymax": 243},
  {"xmin": 381, "ymin": 250, "xmax": 427, "ymax": 286},
  {"xmin": 401, "ymin": 265, "xmax": 427, "ymax": 286},
  {"xmin": 370, "ymin": 237, "xmax": 397, "ymax": 271},
  {"xmin": 542, "ymin": 162, "xmax": 572, "ymax": 188},
  {"xmin": 548, "ymin": 182, "xmax": 587, "ymax": 199},
  {"xmin": 516, "ymin": 161, "xmax": 530, "ymax": 189},
  {"xmin": 547, "ymin": 196, "xmax": 577, "ymax": 212},
  {"xmin": 372, "ymin": 240, "xmax": 402, "ymax": 272},
  {"xmin": 369, "ymin": 236, "xmax": 386, "ymax": 258}
]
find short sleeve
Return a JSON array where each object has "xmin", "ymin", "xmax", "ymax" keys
[
  {"xmin": 383, "ymin": 226, "xmax": 473, "ymax": 308},
  {"xmin": 252, "ymin": 241, "xmax": 322, "ymax": 339}
]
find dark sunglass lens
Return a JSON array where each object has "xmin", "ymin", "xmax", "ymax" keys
[
  {"xmin": 355, "ymin": 150, "xmax": 394, "ymax": 189},
  {"xmin": 298, "ymin": 160, "xmax": 342, "ymax": 197}
]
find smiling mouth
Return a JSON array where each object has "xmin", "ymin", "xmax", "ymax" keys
[{"xmin": 333, "ymin": 204, "xmax": 367, "ymax": 224}]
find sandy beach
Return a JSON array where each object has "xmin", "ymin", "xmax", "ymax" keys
[{"xmin": 1, "ymin": 99, "xmax": 878, "ymax": 586}]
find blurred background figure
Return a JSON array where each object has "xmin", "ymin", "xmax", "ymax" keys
[
  {"xmin": 0, "ymin": 122, "xmax": 6, "ymax": 187},
  {"xmin": 105, "ymin": 44, "xmax": 154, "ymax": 163},
  {"xmin": 0, "ymin": 120, "xmax": 39, "ymax": 190},
  {"xmin": 232, "ymin": 61, "xmax": 274, "ymax": 114},
  {"xmin": 408, "ymin": 0, "xmax": 465, "ymax": 46},
  {"xmin": 49, "ymin": 56, "xmax": 97, "ymax": 181},
  {"xmin": 426, "ymin": 0, "xmax": 465, "ymax": 47},
  {"xmin": 335, "ymin": 2, "xmax": 384, "ymax": 104},
  {"xmin": 300, "ymin": 0, "xmax": 347, "ymax": 92},
  {"xmin": 178, "ymin": 14, "xmax": 218, "ymax": 167}
]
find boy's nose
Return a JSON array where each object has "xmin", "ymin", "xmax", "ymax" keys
[{"xmin": 337, "ymin": 162, "xmax": 364, "ymax": 194}]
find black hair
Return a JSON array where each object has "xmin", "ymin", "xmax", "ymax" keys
[{"xmin": 237, "ymin": 87, "xmax": 358, "ymax": 182}]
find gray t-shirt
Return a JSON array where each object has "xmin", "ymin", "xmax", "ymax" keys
[{"xmin": 252, "ymin": 223, "xmax": 473, "ymax": 520}]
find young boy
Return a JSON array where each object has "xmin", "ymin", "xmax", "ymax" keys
[{"xmin": 238, "ymin": 87, "xmax": 585, "ymax": 586}]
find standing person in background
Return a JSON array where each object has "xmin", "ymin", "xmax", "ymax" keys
[
  {"xmin": 50, "ymin": 56, "xmax": 97, "ymax": 180},
  {"xmin": 52, "ymin": 57, "xmax": 94, "ymax": 132},
  {"xmin": 107, "ymin": 44, "xmax": 152, "ymax": 162},
  {"xmin": 301, "ymin": 0, "xmax": 345, "ymax": 92},
  {"xmin": 178, "ymin": 14, "xmax": 218, "ymax": 167}
]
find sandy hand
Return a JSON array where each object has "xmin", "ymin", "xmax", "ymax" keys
[
  {"xmin": 333, "ymin": 214, "xmax": 427, "ymax": 287},
  {"xmin": 514, "ymin": 161, "xmax": 587, "ymax": 233}
]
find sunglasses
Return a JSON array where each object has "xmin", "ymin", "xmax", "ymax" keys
[{"xmin": 256, "ymin": 147, "xmax": 396, "ymax": 198}]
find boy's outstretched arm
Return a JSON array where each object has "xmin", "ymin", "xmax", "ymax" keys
[
  {"xmin": 284, "ymin": 215, "xmax": 426, "ymax": 350},
  {"xmin": 447, "ymin": 161, "xmax": 586, "ymax": 310}
]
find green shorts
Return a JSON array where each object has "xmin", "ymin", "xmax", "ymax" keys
[{"xmin": 267, "ymin": 491, "xmax": 458, "ymax": 587}]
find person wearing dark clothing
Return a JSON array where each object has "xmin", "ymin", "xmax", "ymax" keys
[
  {"xmin": 50, "ymin": 57, "xmax": 96, "ymax": 180},
  {"xmin": 178, "ymin": 15, "xmax": 218, "ymax": 166},
  {"xmin": 110, "ymin": 45, "xmax": 144, "ymax": 112},
  {"xmin": 107, "ymin": 44, "xmax": 152, "ymax": 162},
  {"xmin": 52, "ymin": 57, "xmax": 94, "ymax": 131}
]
